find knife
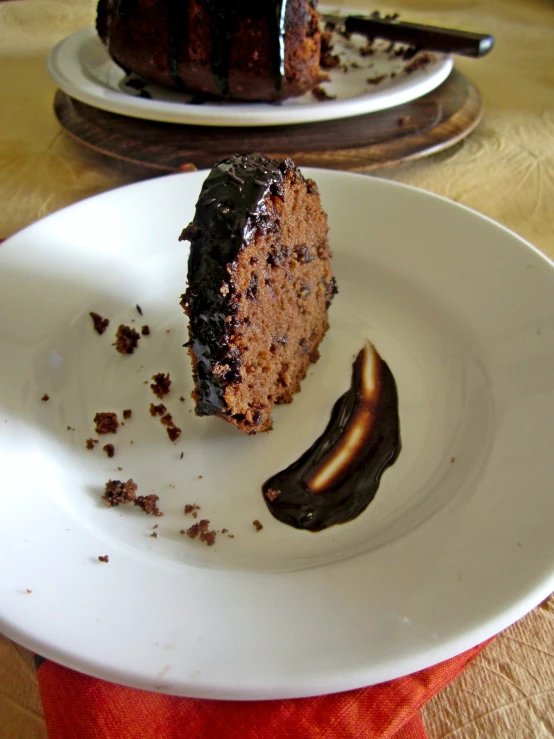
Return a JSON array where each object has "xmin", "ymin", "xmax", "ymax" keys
[{"xmin": 323, "ymin": 14, "xmax": 495, "ymax": 58}]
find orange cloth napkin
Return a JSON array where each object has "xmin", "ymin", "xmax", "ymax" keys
[{"xmin": 37, "ymin": 641, "xmax": 490, "ymax": 739}]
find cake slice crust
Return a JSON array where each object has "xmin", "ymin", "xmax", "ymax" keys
[{"xmin": 180, "ymin": 154, "xmax": 336, "ymax": 434}]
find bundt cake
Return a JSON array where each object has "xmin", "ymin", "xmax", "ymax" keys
[
  {"xmin": 180, "ymin": 153, "xmax": 337, "ymax": 434},
  {"xmin": 96, "ymin": 0, "xmax": 324, "ymax": 102}
]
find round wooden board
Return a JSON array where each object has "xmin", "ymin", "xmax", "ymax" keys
[{"xmin": 54, "ymin": 69, "xmax": 481, "ymax": 174}]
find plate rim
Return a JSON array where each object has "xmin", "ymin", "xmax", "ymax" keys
[{"xmin": 46, "ymin": 25, "xmax": 454, "ymax": 128}]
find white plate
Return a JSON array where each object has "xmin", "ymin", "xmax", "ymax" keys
[
  {"xmin": 46, "ymin": 24, "xmax": 453, "ymax": 127},
  {"xmin": 1, "ymin": 170, "xmax": 554, "ymax": 700}
]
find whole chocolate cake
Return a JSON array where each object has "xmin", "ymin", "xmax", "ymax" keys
[
  {"xmin": 96, "ymin": 0, "xmax": 324, "ymax": 102},
  {"xmin": 180, "ymin": 153, "xmax": 337, "ymax": 434}
]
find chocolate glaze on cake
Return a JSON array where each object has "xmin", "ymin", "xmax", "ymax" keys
[
  {"xmin": 96, "ymin": 0, "xmax": 323, "ymax": 102},
  {"xmin": 180, "ymin": 153, "xmax": 336, "ymax": 434},
  {"xmin": 262, "ymin": 341, "xmax": 401, "ymax": 531}
]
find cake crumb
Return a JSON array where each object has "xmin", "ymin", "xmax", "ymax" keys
[
  {"xmin": 397, "ymin": 114, "xmax": 410, "ymax": 126},
  {"xmin": 98, "ymin": 555, "xmax": 109, "ymax": 563},
  {"xmin": 312, "ymin": 85, "xmax": 336, "ymax": 101},
  {"xmin": 123, "ymin": 409, "xmax": 132, "ymax": 419},
  {"xmin": 102, "ymin": 478, "xmax": 137, "ymax": 507},
  {"xmin": 94, "ymin": 412, "xmax": 119, "ymax": 434},
  {"xmin": 41, "ymin": 394, "xmax": 50, "ymax": 402},
  {"xmin": 186, "ymin": 519, "xmax": 216, "ymax": 546},
  {"xmin": 150, "ymin": 531, "xmax": 158, "ymax": 538},
  {"xmin": 160, "ymin": 413, "xmax": 174, "ymax": 426},
  {"xmin": 86, "ymin": 438, "xmax": 98, "ymax": 450},
  {"xmin": 405, "ymin": 53, "xmax": 436, "ymax": 74},
  {"xmin": 179, "ymin": 396, "xmax": 185, "ymax": 402},
  {"xmin": 90, "ymin": 312, "xmax": 109, "ymax": 335},
  {"xmin": 117, "ymin": 466, "xmax": 123, "ymax": 471},
  {"xmin": 150, "ymin": 403, "xmax": 167, "ymax": 417},
  {"xmin": 115, "ymin": 324, "xmax": 140, "ymax": 354},
  {"xmin": 180, "ymin": 452, "xmax": 184, "ymax": 459},
  {"xmin": 141, "ymin": 325, "xmax": 150, "ymax": 336},
  {"xmin": 321, "ymin": 52, "xmax": 340, "ymax": 69},
  {"xmin": 451, "ymin": 456, "xmax": 456, "ymax": 464},
  {"xmin": 151, "ymin": 372, "xmax": 171, "ymax": 398},
  {"xmin": 152, "ymin": 524, "xmax": 158, "ymax": 529},
  {"xmin": 367, "ymin": 74, "xmax": 387, "ymax": 85},
  {"xmin": 66, "ymin": 426, "xmax": 75, "ymax": 431},
  {"xmin": 253, "ymin": 520, "xmax": 263, "ymax": 532},
  {"xmin": 26, "ymin": 589, "xmax": 32, "ymax": 594},
  {"xmin": 103, "ymin": 443, "xmax": 115, "ymax": 458},
  {"xmin": 135, "ymin": 494, "xmax": 163, "ymax": 516},
  {"xmin": 184, "ymin": 504, "xmax": 201, "ymax": 517},
  {"xmin": 198, "ymin": 475, "xmax": 203, "ymax": 480},
  {"xmin": 136, "ymin": 304, "xmax": 143, "ymax": 315},
  {"xmin": 167, "ymin": 426, "xmax": 181, "ymax": 442},
  {"xmin": 221, "ymin": 528, "xmax": 228, "ymax": 534},
  {"xmin": 266, "ymin": 488, "xmax": 281, "ymax": 501},
  {"xmin": 399, "ymin": 45, "xmax": 418, "ymax": 61}
]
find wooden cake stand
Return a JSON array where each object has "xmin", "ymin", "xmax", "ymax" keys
[{"xmin": 53, "ymin": 69, "xmax": 481, "ymax": 174}]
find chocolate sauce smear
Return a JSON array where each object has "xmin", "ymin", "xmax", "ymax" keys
[{"xmin": 263, "ymin": 341, "xmax": 401, "ymax": 531}]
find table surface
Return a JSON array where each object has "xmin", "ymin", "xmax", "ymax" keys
[{"xmin": 1, "ymin": 1, "xmax": 554, "ymax": 737}]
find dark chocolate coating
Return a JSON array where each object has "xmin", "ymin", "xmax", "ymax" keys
[
  {"xmin": 167, "ymin": 0, "xmax": 190, "ymax": 90},
  {"xmin": 99, "ymin": 0, "xmax": 300, "ymax": 99},
  {"xmin": 116, "ymin": 0, "xmax": 139, "ymax": 21},
  {"xmin": 262, "ymin": 346, "xmax": 401, "ymax": 531},
  {"xmin": 202, "ymin": 1, "xmax": 287, "ymax": 96},
  {"xmin": 180, "ymin": 153, "xmax": 293, "ymax": 417}
]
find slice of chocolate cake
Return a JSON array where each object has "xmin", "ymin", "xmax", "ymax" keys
[{"xmin": 180, "ymin": 153, "xmax": 337, "ymax": 435}]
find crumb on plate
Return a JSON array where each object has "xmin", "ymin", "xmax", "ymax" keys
[
  {"xmin": 94, "ymin": 412, "xmax": 119, "ymax": 435},
  {"xmin": 90, "ymin": 312, "xmax": 109, "ymax": 335},
  {"xmin": 115, "ymin": 324, "xmax": 140, "ymax": 354},
  {"xmin": 102, "ymin": 478, "xmax": 137, "ymax": 507},
  {"xmin": 150, "ymin": 372, "xmax": 171, "ymax": 398},
  {"xmin": 135, "ymin": 494, "xmax": 163, "ymax": 516}
]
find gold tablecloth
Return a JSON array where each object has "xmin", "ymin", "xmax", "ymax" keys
[{"xmin": 1, "ymin": 1, "xmax": 553, "ymax": 736}]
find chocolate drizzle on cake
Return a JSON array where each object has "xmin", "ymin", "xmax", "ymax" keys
[
  {"xmin": 180, "ymin": 154, "xmax": 286, "ymax": 417},
  {"xmin": 167, "ymin": 0, "xmax": 190, "ymax": 90},
  {"xmin": 205, "ymin": 1, "xmax": 288, "ymax": 97},
  {"xmin": 262, "ymin": 342, "xmax": 401, "ymax": 531},
  {"xmin": 204, "ymin": 1, "xmax": 239, "ymax": 98},
  {"xmin": 116, "ymin": 0, "xmax": 138, "ymax": 21},
  {"xmin": 166, "ymin": 0, "xmax": 289, "ymax": 98},
  {"xmin": 272, "ymin": 0, "xmax": 288, "ymax": 91}
]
